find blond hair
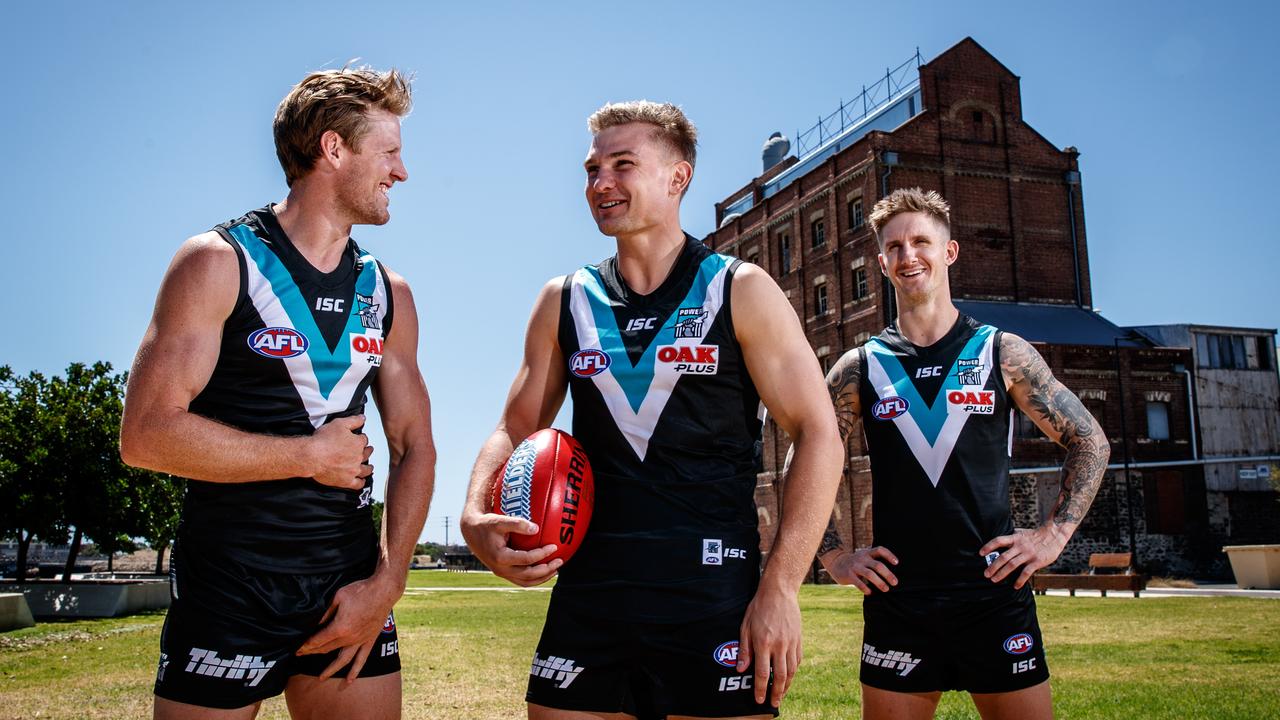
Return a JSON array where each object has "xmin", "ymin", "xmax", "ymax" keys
[
  {"xmin": 587, "ymin": 100, "xmax": 698, "ymax": 169},
  {"xmin": 869, "ymin": 187, "xmax": 951, "ymax": 240},
  {"xmin": 273, "ymin": 67, "xmax": 413, "ymax": 186}
]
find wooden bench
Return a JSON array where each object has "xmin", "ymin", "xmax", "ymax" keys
[{"xmin": 1033, "ymin": 553, "xmax": 1148, "ymax": 597}]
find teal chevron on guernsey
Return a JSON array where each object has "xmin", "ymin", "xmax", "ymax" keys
[
  {"xmin": 568, "ymin": 253, "xmax": 731, "ymax": 460},
  {"xmin": 228, "ymin": 223, "xmax": 389, "ymax": 428},
  {"xmin": 864, "ymin": 325, "xmax": 997, "ymax": 486}
]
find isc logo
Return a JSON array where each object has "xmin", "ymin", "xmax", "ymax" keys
[
  {"xmin": 915, "ymin": 365, "xmax": 943, "ymax": 378},
  {"xmin": 570, "ymin": 349, "xmax": 611, "ymax": 378},
  {"xmin": 657, "ymin": 345, "xmax": 718, "ymax": 375},
  {"xmin": 712, "ymin": 640, "xmax": 739, "ymax": 668},
  {"xmin": 1004, "ymin": 633, "xmax": 1034, "ymax": 655},
  {"xmin": 625, "ymin": 317, "xmax": 656, "ymax": 332},
  {"xmin": 872, "ymin": 397, "xmax": 909, "ymax": 420},
  {"xmin": 248, "ymin": 328, "xmax": 308, "ymax": 359},
  {"xmin": 948, "ymin": 390, "xmax": 995, "ymax": 415}
]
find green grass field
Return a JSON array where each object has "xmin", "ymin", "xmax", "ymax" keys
[{"xmin": 2, "ymin": 571, "xmax": 1277, "ymax": 719}]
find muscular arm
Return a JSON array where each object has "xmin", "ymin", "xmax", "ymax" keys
[
  {"xmin": 369, "ymin": 271, "xmax": 436, "ymax": 591},
  {"xmin": 805, "ymin": 350, "xmax": 900, "ymax": 593},
  {"xmin": 1001, "ymin": 333, "xmax": 1109, "ymax": 533},
  {"xmin": 459, "ymin": 278, "xmax": 569, "ymax": 586},
  {"xmin": 732, "ymin": 264, "xmax": 845, "ymax": 706},
  {"xmin": 298, "ymin": 270, "xmax": 437, "ymax": 679},
  {"xmin": 815, "ymin": 350, "xmax": 862, "ymax": 560},
  {"xmin": 120, "ymin": 233, "xmax": 368, "ymax": 488},
  {"xmin": 981, "ymin": 333, "xmax": 1111, "ymax": 586}
]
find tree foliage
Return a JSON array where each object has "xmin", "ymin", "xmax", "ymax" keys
[
  {"xmin": 0, "ymin": 362, "xmax": 187, "ymax": 581},
  {"xmin": 0, "ymin": 367, "xmax": 66, "ymax": 582}
]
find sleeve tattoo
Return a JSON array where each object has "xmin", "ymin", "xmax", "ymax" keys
[
  {"xmin": 1002, "ymin": 335, "xmax": 1110, "ymax": 527},
  {"xmin": 816, "ymin": 351, "xmax": 862, "ymax": 555}
]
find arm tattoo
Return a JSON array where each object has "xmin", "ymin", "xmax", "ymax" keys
[
  {"xmin": 818, "ymin": 515, "xmax": 845, "ymax": 555},
  {"xmin": 1002, "ymin": 334, "xmax": 1110, "ymax": 528},
  {"xmin": 826, "ymin": 351, "xmax": 862, "ymax": 443}
]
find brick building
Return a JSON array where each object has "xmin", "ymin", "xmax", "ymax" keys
[{"xmin": 703, "ymin": 38, "xmax": 1275, "ymax": 577}]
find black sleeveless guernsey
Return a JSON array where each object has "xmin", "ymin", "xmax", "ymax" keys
[
  {"xmin": 179, "ymin": 206, "xmax": 394, "ymax": 573},
  {"xmin": 859, "ymin": 314, "xmax": 1016, "ymax": 593},
  {"xmin": 554, "ymin": 235, "xmax": 764, "ymax": 623}
]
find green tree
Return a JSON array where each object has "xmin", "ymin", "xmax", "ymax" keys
[
  {"xmin": 0, "ymin": 367, "xmax": 67, "ymax": 583},
  {"xmin": 137, "ymin": 468, "xmax": 185, "ymax": 574},
  {"xmin": 371, "ymin": 499, "xmax": 385, "ymax": 540},
  {"xmin": 44, "ymin": 362, "xmax": 139, "ymax": 581}
]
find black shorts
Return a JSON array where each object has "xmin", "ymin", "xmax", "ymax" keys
[
  {"xmin": 860, "ymin": 584, "xmax": 1049, "ymax": 694},
  {"xmin": 153, "ymin": 543, "xmax": 400, "ymax": 709},
  {"xmin": 526, "ymin": 600, "xmax": 778, "ymax": 719}
]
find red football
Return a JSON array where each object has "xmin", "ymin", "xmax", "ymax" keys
[{"xmin": 490, "ymin": 428, "xmax": 594, "ymax": 565}]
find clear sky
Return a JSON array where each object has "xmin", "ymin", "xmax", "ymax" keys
[{"xmin": 3, "ymin": 1, "xmax": 1276, "ymax": 543}]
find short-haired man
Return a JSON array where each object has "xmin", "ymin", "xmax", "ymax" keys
[
  {"xmin": 121, "ymin": 67, "xmax": 435, "ymax": 719},
  {"xmin": 461, "ymin": 101, "xmax": 844, "ymax": 719},
  {"xmin": 815, "ymin": 188, "xmax": 1109, "ymax": 719}
]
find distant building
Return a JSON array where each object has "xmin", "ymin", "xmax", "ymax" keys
[{"xmin": 703, "ymin": 37, "xmax": 1279, "ymax": 577}]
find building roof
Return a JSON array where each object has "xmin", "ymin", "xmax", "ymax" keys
[{"xmin": 954, "ymin": 300, "xmax": 1149, "ymax": 347}]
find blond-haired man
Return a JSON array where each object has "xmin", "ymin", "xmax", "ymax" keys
[
  {"xmin": 815, "ymin": 188, "xmax": 1109, "ymax": 719},
  {"xmin": 461, "ymin": 101, "xmax": 844, "ymax": 719},
  {"xmin": 121, "ymin": 67, "xmax": 435, "ymax": 719}
]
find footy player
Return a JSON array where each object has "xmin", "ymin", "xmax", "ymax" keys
[
  {"xmin": 120, "ymin": 67, "xmax": 435, "ymax": 719},
  {"xmin": 460, "ymin": 101, "xmax": 844, "ymax": 719},
  {"xmin": 815, "ymin": 188, "xmax": 1109, "ymax": 719}
]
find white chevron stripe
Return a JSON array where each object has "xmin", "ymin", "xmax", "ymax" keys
[
  {"xmin": 864, "ymin": 333, "xmax": 996, "ymax": 487},
  {"xmin": 568, "ymin": 264, "xmax": 730, "ymax": 461},
  {"xmin": 237, "ymin": 242, "xmax": 386, "ymax": 429}
]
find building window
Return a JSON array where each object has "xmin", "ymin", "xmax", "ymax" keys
[
  {"xmin": 747, "ymin": 250, "xmax": 759, "ymax": 267},
  {"xmin": 779, "ymin": 233, "xmax": 791, "ymax": 274},
  {"xmin": 848, "ymin": 198, "xmax": 864, "ymax": 229},
  {"xmin": 811, "ymin": 219, "xmax": 825, "ymax": 249},
  {"xmin": 1144, "ymin": 470, "xmax": 1187, "ymax": 534},
  {"xmin": 1197, "ymin": 332, "xmax": 1274, "ymax": 370},
  {"xmin": 814, "ymin": 283, "xmax": 828, "ymax": 316},
  {"xmin": 854, "ymin": 267, "xmax": 868, "ymax": 300},
  {"xmin": 1083, "ymin": 399, "xmax": 1106, "ymax": 427},
  {"xmin": 1146, "ymin": 402, "xmax": 1170, "ymax": 440}
]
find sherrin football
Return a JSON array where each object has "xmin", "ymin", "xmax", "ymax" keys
[{"xmin": 490, "ymin": 428, "xmax": 595, "ymax": 565}]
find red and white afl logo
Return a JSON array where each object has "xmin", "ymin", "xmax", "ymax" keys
[
  {"xmin": 248, "ymin": 327, "xmax": 308, "ymax": 358},
  {"xmin": 570, "ymin": 349, "xmax": 611, "ymax": 378},
  {"xmin": 1004, "ymin": 633, "xmax": 1034, "ymax": 654},
  {"xmin": 382, "ymin": 612, "xmax": 396, "ymax": 634},
  {"xmin": 872, "ymin": 396, "xmax": 909, "ymax": 420},
  {"xmin": 713, "ymin": 640, "xmax": 739, "ymax": 668}
]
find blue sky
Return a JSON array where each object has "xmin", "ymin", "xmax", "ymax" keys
[{"xmin": 3, "ymin": 1, "xmax": 1276, "ymax": 543}]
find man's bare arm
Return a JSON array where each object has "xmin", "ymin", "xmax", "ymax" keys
[
  {"xmin": 120, "ymin": 233, "xmax": 369, "ymax": 488},
  {"xmin": 732, "ymin": 264, "xmax": 845, "ymax": 707},
  {"xmin": 810, "ymin": 350, "xmax": 900, "ymax": 593},
  {"xmin": 298, "ymin": 270, "xmax": 437, "ymax": 680},
  {"xmin": 815, "ymin": 349, "xmax": 862, "ymax": 557},
  {"xmin": 459, "ymin": 277, "xmax": 570, "ymax": 587},
  {"xmin": 980, "ymin": 333, "xmax": 1110, "ymax": 587}
]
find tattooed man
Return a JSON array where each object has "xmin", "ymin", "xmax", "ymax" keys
[{"xmin": 816, "ymin": 188, "xmax": 1109, "ymax": 719}]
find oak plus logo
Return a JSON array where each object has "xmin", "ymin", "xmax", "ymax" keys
[
  {"xmin": 657, "ymin": 344, "xmax": 718, "ymax": 375},
  {"xmin": 947, "ymin": 390, "xmax": 995, "ymax": 415}
]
